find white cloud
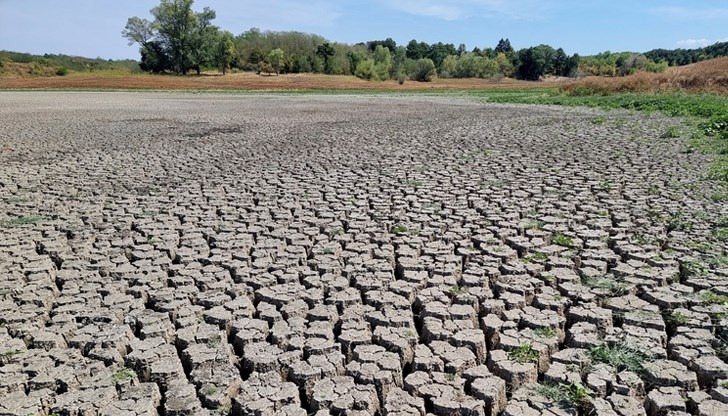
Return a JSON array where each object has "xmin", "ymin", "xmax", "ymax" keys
[
  {"xmin": 385, "ymin": 0, "xmax": 549, "ymax": 21},
  {"xmin": 676, "ymin": 38, "xmax": 728, "ymax": 48},
  {"xmin": 652, "ymin": 6, "xmax": 728, "ymax": 20}
]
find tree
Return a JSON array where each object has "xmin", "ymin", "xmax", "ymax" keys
[
  {"xmin": 367, "ymin": 38, "xmax": 397, "ymax": 54},
  {"xmin": 124, "ymin": 0, "xmax": 222, "ymax": 75},
  {"xmin": 406, "ymin": 40, "xmax": 429, "ymax": 60},
  {"xmin": 552, "ymin": 47, "xmax": 568, "ymax": 76},
  {"xmin": 151, "ymin": 0, "xmax": 197, "ymax": 74},
  {"xmin": 373, "ymin": 45, "xmax": 392, "ymax": 80},
  {"xmin": 496, "ymin": 52, "xmax": 514, "ymax": 77},
  {"xmin": 409, "ymin": 58, "xmax": 436, "ymax": 82},
  {"xmin": 516, "ymin": 44, "xmax": 556, "ymax": 80},
  {"xmin": 214, "ymin": 31, "xmax": 235, "ymax": 74},
  {"xmin": 495, "ymin": 38, "xmax": 514, "ymax": 54},
  {"xmin": 139, "ymin": 40, "xmax": 171, "ymax": 73},
  {"xmin": 268, "ymin": 48, "xmax": 286, "ymax": 75},
  {"xmin": 188, "ymin": 7, "xmax": 219, "ymax": 74},
  {"xmin": 316, "ymin": 42, "xmax": 336, "ymax": 74},
  {"xmin": 122, "ymin": 17, "xmax": 155, "ymax": 47}
]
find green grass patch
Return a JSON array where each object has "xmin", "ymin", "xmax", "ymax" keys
[
  {"xmin": 699, "ymin": 290, "xmax": 728, "ymax": 305},
  {"xmin": 391, "ymin": 224, "xmax": 409, "ymax": 234},
  {"xmin": 533, "ymin": 327, "xmax": 558, "ymax": 338},
  {"xmin": 1, "ymin": 215, "xmax": 45, "ymax": 227},
  {"xmin": 589, "ymin": 343, "xmax": 650, "ymax": 373},
  {"xmin": 534, "ymin": 382, "xmax": 593, "ymax": 410},
  {"xmin": 552, "ymin": 233, "xmax": 574, "ymax": 248},
  {"xmin": 111, "ymin": 367, "xmax": 136, "ymax": 384},
  {"xmin": 509, "ymin": 343, "xmax": 540, "ymax": 364}
]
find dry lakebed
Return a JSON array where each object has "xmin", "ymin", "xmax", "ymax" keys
[{"xmin": 1, "ymin": 92, "xmax": 727, "ymax": 416}]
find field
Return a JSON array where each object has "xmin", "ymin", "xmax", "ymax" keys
[
  {"xmin": 0, "ymin": 70, "xmax": 553, "ymax": 91},
  {"xmin": 1, "ymin": 92, "xmax": 728, "ymax": 416}
]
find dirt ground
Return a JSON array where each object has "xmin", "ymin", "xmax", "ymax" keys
[
  {"xmin": 1, "ymin": 92, "xmax": 727, "ymax": 416},
  {"xmin": 0, "ymin": 71, "xmax": 554, "ymax": 91}
]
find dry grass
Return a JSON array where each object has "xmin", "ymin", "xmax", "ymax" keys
[
  {"xmin": 0, "ymin": 70, "xmax": 554, "ymax": 91},
  {"xmin": 565, "ymin": 58, "xmax": 728, "ymax": 95}
]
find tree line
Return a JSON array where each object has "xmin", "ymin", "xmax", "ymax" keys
[{"xmin": 123, "ymin": 0, "xmax": 717, "ymax": 82}]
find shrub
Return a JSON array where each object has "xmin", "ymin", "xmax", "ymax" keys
[
  {"xmin": 355, "ymin": 58, "xmax": 376, "ymax": 81},
  {"xmin": 410, "ymin": 58, "xmax": 436, "ymax": 82},
  {"xmin": 55, "ymin": 67, "xmax": 68, "ymax": 76}
]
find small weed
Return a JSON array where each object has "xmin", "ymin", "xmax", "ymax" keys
[
  {"xmin": 207, "ymin": 334, "xmax": 222, "ymax": 348},
  {"xmin": 111, "ymin": 367, "xmax": 136, "ymax": 384},
  {"xmin": 666, "ymin": 211, "xmax": 692, "ymax": 232},
  {"xmin": 661, "ymin": 126, "xmax": 682, "ymax": 138},
  {"xmin": 446, "ymin": 373, "xmax": 458, "ymax": 381},
  {"xmin": 1, "ymin": 196, "xmax": 28, "ymax": 204},
  {"xmin": 509, "ymin": 343, "xmax": 539, "ymax": 364},
  {"xmin": 721, "ymin": 380, "xmax": 728, "ymax": 389},
  {"xmin": 582, "ymin": 275, "xmax": 628, "ymax": 296},
  {"xmin": 589, "ymin": 343, "xmax": 649, "ymax": 373},
  {"xmin": 523, "ymin": 252, "xmax": 548, "ymax": 263},
  {"xmin": 597, "ymin": 180, "xmax": 612, "ymax": 192},
  {"xmin": 712, "ymin": 191, "xmax": 728, "ymax": 203},
  {"xmin": 552, "ymin": 233, "xmax": 574, "ymax": 248},
  {"xmin": 203, "ymin": 383, "xmax": 218, "ymax": 396},
  {"xmin": 405, "ymin": 180, "xmax": 422, "ymax": 187},
  {"xmin": 591, "ymin": 116, "xmax": 607, "ymax": 125},
  {"xmin": 533, "ymin": 327, "xmax": 557, "ymax": 338},
  {"xmin": 681, "ymin": 259, "xmax": 707, "ymax": 277},
  {"xmin": 322, "ymin": 247, "xmax": 335, "ymax": 255},
  {"xmin": 404, "ymin": 329, "xmax": 417, "ymax": 338},
  {"xmin": 699, "ymin": 290, "xmax": 728, "ymax": 305},
  {"xmin": 2, "ymin": 215, "xmax": 44, "ymax": 227},
  {"xmin": 525, "ymin": 220, "xmax": 545, "ymax": 230},
  {"xmin": 667, "ymin": 311, "xmax": 689, "ymax": 326},
  {"xmin": 481, "ymin": 149, "xmax": 496, "ymax": 156},
  {"xmin": 647, "ymin": 184, "xmax": 660, "ymax": 195},
  {"xmin": 449, "ymin": 285, "xmax": 467, "ymax": 295},
  {"xmin": 1, "ymin": 349, "xmax": 21, "ymax": 357},
  {"xmin": 391, "ymin": 224, "xmax": 409, "ymax": 234},
  {"xmin": 534, "ymin": 382, "xmax": 593, "ymax": 410}
]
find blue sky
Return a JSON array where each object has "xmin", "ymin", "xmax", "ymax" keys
[{"xmin": 0, "ymin": 0, "xmax": 726, "ymax": 60}]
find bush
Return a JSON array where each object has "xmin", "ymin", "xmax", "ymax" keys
[
  {"xmin": 354, "ymin": 58, "xmax": 376, "ymax": 80},
  {"xmin": 55, "ymin": 67, "xmax": 68, "ymax": 76},
  {"xmin": 410, "ymin": 58, "xmax": 436, "ymax": 82}
]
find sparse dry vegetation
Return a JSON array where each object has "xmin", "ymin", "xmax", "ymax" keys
[{"xmin": 564, "ymin": 58, "xmax": 728, "ymax": 95}]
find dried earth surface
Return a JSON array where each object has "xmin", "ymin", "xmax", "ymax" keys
[{"xmin": 0, "ymin": 92, "xmax": 727, "ymax": 416}]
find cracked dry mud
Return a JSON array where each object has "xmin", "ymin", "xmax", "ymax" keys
[{"xmin": 1, "ymin": 92, "xmax": 727, "ymax": 416}]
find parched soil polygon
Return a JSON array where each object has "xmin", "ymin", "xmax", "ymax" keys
[{"xmin": 0, "ymin": 92, "xmax": 726, "ymax": 416}]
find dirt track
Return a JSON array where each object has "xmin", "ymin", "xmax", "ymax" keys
[{"xmin": 1, "ymin": 92, "xmax": 727, "ymax": 416}]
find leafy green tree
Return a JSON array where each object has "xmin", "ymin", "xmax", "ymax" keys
[
  {"xmin": 409, "ymin": 58, "xmax": 436, "ymax": 82},
  {"xmin": 267, "ymin": 48, "xmax": 286, "ymax": 74},
  {"xmin": 124, "ymin": 0, "xmax": 221, "ymax": 75},
  {"xmin": 139, "ymin": 41, "xmax": 171, "ymax": 73},
  {"xmin": 406, "ymin": 40, "xmax": 429, "ymax": 60},
  {"xmin": 496, "ymin": 52, "xmax": 514, "ymax": 77},
  {"xmin": 516, "ymin": 44, "xmax": 556, "ymax": 80},
  {"xmin": 150, "ymin": 0, "xmax": 197, "ymax": 74},
  {"xmin": 188, "ymin": 7, "xmax": 219, "ymax": 74},
  {"xmin": 428, "ymin": 42, "xmax": 457, "ymax": 69},
  {"xmin": 373, "ymin": 45, "xmax": 393, "ymax": 80},
  {"xmin": 214, "ymin": 31, "xmax": 235, "ymax": 74},
  {"xmin": 367, "ymin": 38, "xmax": 397, "ymax": 54},
  {"xmin": 495, "ymin": 38, "xmax": 514, "ymax": 54},
  {"xmin": 316, "ymin": 42, "xmax": 336, "ymax": 74},
  {"xmin": 354, "ymin": 58, "xmax": 376, "ymax": 80},
  {"xmin": 440, "ymin": 55, "xmax": 458, "ymax": 78}
]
